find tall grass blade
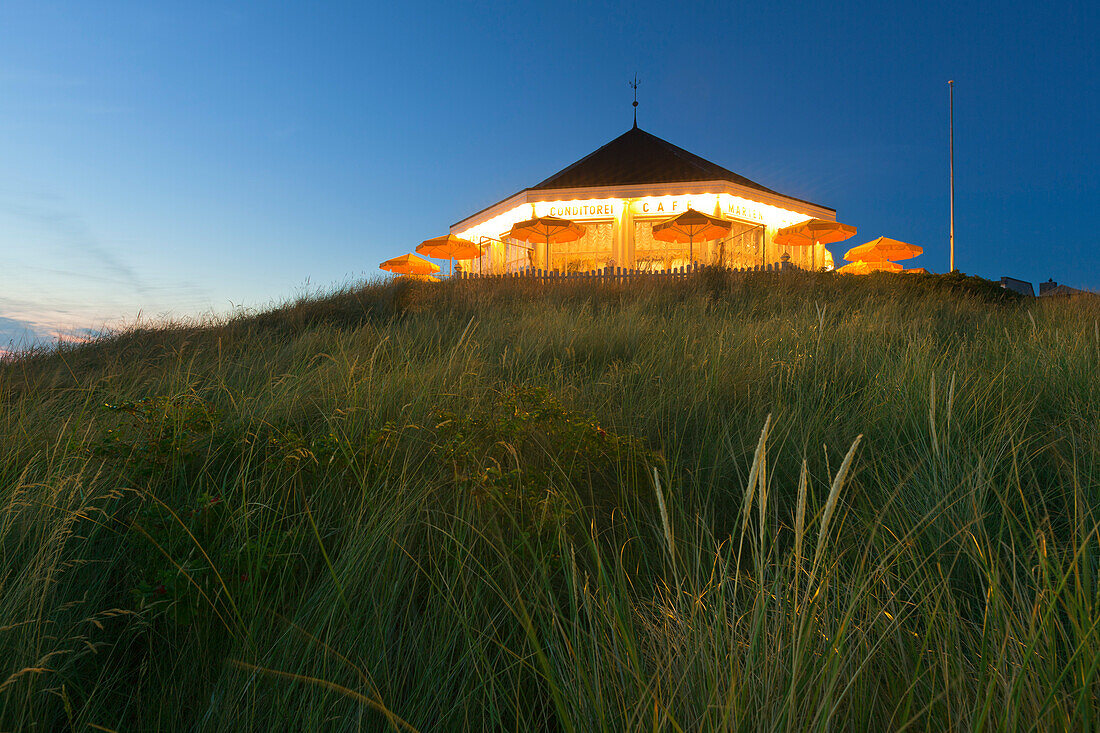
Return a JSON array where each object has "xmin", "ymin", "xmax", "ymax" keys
[
  {"xmin": 740, "ymin": 414, "xmax": 772, "ymax": 538},
  {"xmin": 794, "ymin": 458, "xmax": 808, "ymax": 604},
  {"xmin": 812, "ymin": 434, "xmax": 863, "ymax": 574},
  {"xmin": 652, "ymin": 466, "xmax": 676, "ymax": 581}
]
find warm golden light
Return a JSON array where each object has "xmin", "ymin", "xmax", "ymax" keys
[
  {"xmin": 450, "ymin": 183, "xmax": 831, "ymax": 277},
  {"xmin": 629, "ymin": 193, "xmax": 811, "ymax": 229},
  {"xmin": 632, "ymin": 194, "xmax": 717, "ymax": 217},
  {"xmin": 535, "ymin": 198, "xmax": 621, "ymax": 219},
  {"xmin": 455, "ymin": 192, "xmax": 815, "ymax": 245}
]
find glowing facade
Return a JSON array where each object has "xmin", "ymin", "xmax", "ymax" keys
[{"xmin": 451, "ymin": 125, "xmax": 837, "ymax": 274}]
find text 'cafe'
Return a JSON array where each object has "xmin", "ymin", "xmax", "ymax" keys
[{"xmin": 450, "ymin": 123, "xmax": 838, "ymax": 274}]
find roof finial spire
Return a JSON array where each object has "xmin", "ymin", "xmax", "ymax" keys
[{"xmin": 629, "ymin": 74, "xmax": 640, "ymax": 129}]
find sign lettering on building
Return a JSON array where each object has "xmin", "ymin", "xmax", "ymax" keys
[
  {"xmin": 483, "ymin": 195, "xmax": 809, "ymax": 243},
  {"xmin": 546, "ymin": 203, "xmax": 616, "ymax": 218}
]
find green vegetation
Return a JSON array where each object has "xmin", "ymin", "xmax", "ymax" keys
[{"xmin": 2, "ymin": 271, "xmax": 1098, "ymax": 730}]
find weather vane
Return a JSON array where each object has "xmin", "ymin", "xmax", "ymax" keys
[{"xmin": 630, "ymin": 74, "xmax": 640, "ymax": 128}]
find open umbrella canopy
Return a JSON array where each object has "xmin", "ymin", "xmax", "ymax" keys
[
  {"xmin": 844, "ymin": 237, "xmax": 922, "ymax": 263},
  {"xmin": 837, "ymin": 259, "xmax": 903, "ymax": 275},
  {"xmin": 774, "ymin": 219, "xmax": 856, "ymax": 271},
  {"xmin": 509, "ymin": 216, "xmax": 585, "ymax": 271},
  {"xmin": 774, "ymin": 219, "xmax": 857, "ymax": 247},
  {"xmin": 651, "ymin": 208, "xmax": 732, "ymax": 244},
  {"xmin": 379, "ymin": 253, "xmax": 440, "ymax": 275},
  {"xmin": 416, "ymin": 234, "xmax": 482, "ymax": 276},
  {"xmin": 416, "ymin": 234, "xmax": 482, "ymax": 261},
  {"xmin": 508, "ymin": 216, "xmax": 586, "ymax": 244},
  {"xmin": 652, "ymin": 208, "xmax": 732, "ymax": 265}
]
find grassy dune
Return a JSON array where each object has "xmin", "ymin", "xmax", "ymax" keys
[{"xmin": 2, "ymin": 272, "xmax": 1098, "ymax": 730}]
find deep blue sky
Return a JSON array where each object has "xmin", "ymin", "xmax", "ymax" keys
[{"xmin": 2, "ymin": 0, "xmax": 1097, "ymax": 347}]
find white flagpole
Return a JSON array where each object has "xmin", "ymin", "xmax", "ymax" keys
[{"xmin": 949, "ymin": 80, "xmax": 955, "ymax": 272}]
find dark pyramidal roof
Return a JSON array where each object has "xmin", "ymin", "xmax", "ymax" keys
[
  {"xmin": 454, "ymin": 125, "xmax": 832, "ymax": 229},
  {"xmin": 532, "ymin": 124, "xmax": 782, "ymax": 198}
]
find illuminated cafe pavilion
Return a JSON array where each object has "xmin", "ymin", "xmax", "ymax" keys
[{"xmin": 450, "ymin": 122, "xmax": 837, "ymax": 274}]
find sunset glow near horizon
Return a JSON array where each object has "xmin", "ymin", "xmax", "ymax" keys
[{"xmin": 1, "ymin": 0, "xmax": 1097, "ymax": 350}]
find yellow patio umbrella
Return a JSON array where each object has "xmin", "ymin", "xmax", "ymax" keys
[
  {"xmin": 843, "ymin": 237, "xmax": 922, "ymax": 263},
  {"xmin": 509, "ymin": 216, "xmax": 585, "ymax": 272},
  {"xmin": 416, "ymin": 234, "xmax": 483, "ymax": 277},
  {"xmin": 651, "ymin": 208, "xmax": 732, "ymax": 265},
  {"xmin": 837, "ymin": 259, "xmax": 903, "ymax": 275},
  {"xmin": 774, "ymin": 219, "xmax": 857, "ymax": 271},
  {"xmin": 379, "ymin": 253, "xmax": 440, "ymax": 276}
]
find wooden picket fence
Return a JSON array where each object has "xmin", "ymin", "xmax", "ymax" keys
[{"xmin": 455, "ymin": 261, "xmax": 798, "ymax": 283}]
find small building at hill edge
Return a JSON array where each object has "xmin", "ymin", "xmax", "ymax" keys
[{"xmin": 450, "ymin": 123, "xmax": 837, "ymax": 274}]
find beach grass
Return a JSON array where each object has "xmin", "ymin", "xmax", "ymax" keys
[{"xmin": 2, "ymin": 271, "xmax": 1098, "ymax": 730}]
